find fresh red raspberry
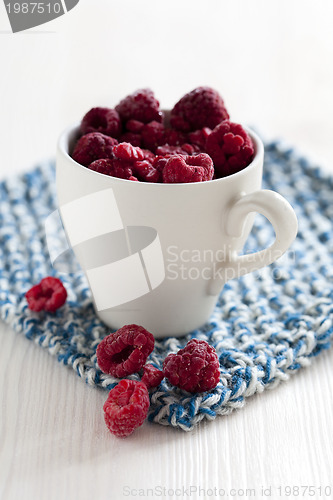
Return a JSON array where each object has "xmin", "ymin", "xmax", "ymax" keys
[
  {"xmin": 163, "ymin": 339, "xmax": 220, "ymax": 393},
  {"xmin": 88, "ymin": 159, "xmax": 138, "ymax": 181},
  {"xmin": 141, "ymin": 364, "xmax": 164, "ymax": 389},
  {"xmin": 206, "ymin": 120, "xmax": 254, "ymax": 177},
  {"xmin": 120, "ymin": 132, "xmax": 142, "ymax": 147},
  {"xmin": 170, "ymin": 87, "xmax": 229, "ymax": 132},
  {"xmin": 88, "ymin": 158, "xmax": 114, "ymax": 176},
  {"xmin": 163, "ymin": 128, "xmax": 187, "ymax": 146},
  {"xmin": 126, "ymin": 119, "xmax": 144, "ymax": 133},
  {"xmin": 132, "ymin": 160, "xmax": 161, "ymax": 183},
  {"xmin": 115, "ymin": 88, "xmax": 162, "ymax": 124},
  {"xmin": 26, "ymin": 277, "xmax": 67, "ymax": 313},
  {"xmin": 156, "ymin": 144, "xmax": 199, "ymax": 156},
  {"xmin": 141, "ymin": 149, "xmax": 156, "ymax": 162},
  {"xmin": 113, "ymin": 142, "xmax": 144, "ymax": 161},
  {"xmin": 80, "ymin": 107, "xmax": 121, "ymax": 138},
  {"xmin": 152, "ymin": 155, "xmax": 170, "ymax": 174},
  {"xmin": 141, "ymin": 121, "xmax": 165, "ymax": 152},
  {"xmin": 72, "ymin": 132, "xmax": 117, "ymax": 167},
  {"xmin": 96, "ymin": 324, "xmax": 155, "ymax": 378},
  {"xmin": 103, "ymin": 379, "xmax": 150, "ymax": 437},
  {"xmin": 163, "ymin": 153, "xmax": 214, "ymax": 183},
  {"xmin": 188, "ymin": 127, "xmax": 212, "ymax": 150}
]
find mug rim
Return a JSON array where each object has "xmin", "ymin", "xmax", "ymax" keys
[{"xmin": 57, "ymin": 122, "xmax": 264, "ymax": 187}]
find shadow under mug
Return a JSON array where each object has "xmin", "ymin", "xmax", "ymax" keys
[{"xmin": 56, "ymin": 125, "xmax": 298, "ymax": 338}]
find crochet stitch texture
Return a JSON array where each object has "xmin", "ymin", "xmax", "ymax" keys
[{"xmin": 0, "ymin": 141, "xmax": 332, "ymax": 431}]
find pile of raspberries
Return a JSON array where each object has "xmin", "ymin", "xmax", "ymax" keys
[
  {"xmin": 97, "ymin": 324, "xmax": 220, "ymax": 437},
  {"xmin": 71, "ymin": 87, "xmax": 254, "ymax": 183},
  {"xmin": 25, "ymin": 279, "xmax": 221, "ymax": 438}
]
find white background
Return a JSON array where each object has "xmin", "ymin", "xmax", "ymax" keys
[{"xmin": 1, "ymin": 1, "xmax": 333, "ymax": 499}]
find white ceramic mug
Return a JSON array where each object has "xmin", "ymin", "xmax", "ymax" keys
[{"xmin": 56, "ymin": 124, "xmax": 298, "ymax": 338}]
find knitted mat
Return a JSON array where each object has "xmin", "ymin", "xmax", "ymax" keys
[{"xmin": 1, "ymin": 141, "xmax": 333, "ymax": 432}]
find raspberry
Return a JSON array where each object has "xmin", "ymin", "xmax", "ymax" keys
[
  {"xmin": 141, "ymin": 364, "xmax": 164, "ymax": 389},
  {"xmin": 163, "ymin": 153, "xmax": 214, "ymax": 183},
  {"xmin": 26, "ymin": 277, "xmax": 67, "ymax": 312},
  {"xmin": 163, "ymin": 339, "xmax": 220, "ymax": 393},
  {"xmin": 206, "ymin": 120, "xmax": 254, "ymax": 177},
  {"xmin": 113, "ymin": 142, "xmax": 144, "ymax": 161},
  {"xmin": 126, "ymin": 119, "xmax": 144, "ymax": 133},
  {"xmin": 142, "ymin": 149, "xmax": 156, "ymax": 162},
  {"xmin": 88, "ymin": 158, "xmax": 114, "ymax": 176},
  {"xmin": 170, "ymin": 87, "xmax": 229, "ymax": 132},
  {"xmin": 103, "ymin": 379, "xmax": 150, "ymax": 437},
  {"xmin": 152, "ymin": 155, "xmax": 170, "ymax": 175},
  {"xmin": 115, "ymin": 88, "xmax": 162, "ymax": 124},
  {"xmin": 120, "ymin": 132, "xmax": 142, "ymax": 147},
  {"xmin": 164, "ymin": 128, "xmax": 187, "ymax": 146},
  {"xmin": 72, "ymin": 132, "xmax": 117, "ymax": 167},
  {"xmin": 132, "ymin": 160, "xmax": 160, "ymax": 183},
  {"xmin": 141, "ymin": 121, "xmax": 165, "ymax": 152},
  {"xmin": 156, "ymin": 144, "xmax": 199, "ymax": 156},
  {"xmin": 96, "ymin": 324, "xmax": 155, "ymax": 378},
  {"xmin": 88, "ymin": 159, "xmax": 138, "ymax": 181},
  {"xmin": 188, "ymin": 127, "xmax": 212, "ymax": 150},
  {"xmin": 80, "ymin": 107, "xmax": 121, "ymax": 138}
]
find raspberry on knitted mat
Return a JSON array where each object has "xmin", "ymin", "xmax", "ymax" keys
[
  {"xmin": 72, "ymin": 132, "xmax": 117, "ymax": 166},
  {"xmin": 26, "ymin": 277, "xmax": 67, "ymax": 312},
  {"xmin": 103, "ymin": 379, "xmax": 150, "ymax": 437},
  {"xmin": 170, "ymin": 87, "xmax": 229, "ymax": 132},
  {"xmin": 163, "ymin": 339, "xmax": 220, "ymax": 393},
  {"xmin": 141, "ymin": 364, "xmax": 164, "ymax": 389},
  {"xmin": 206, "ymin": 120, "xmax": 254, "ymax": 177},
  {"xmin": 115, "ymin": 88, "xmax": 162, "ymax": 124},
  {"xmin": 96, "ymin": 324, "xmax": 155, "ymax": 378},
  {"xmin": 80, "ymin": 107, "xmax": 121, "ymax": 138},
  {"xmin": 163, "ymin": 153, "xmax": 214, "ymax": 183}
]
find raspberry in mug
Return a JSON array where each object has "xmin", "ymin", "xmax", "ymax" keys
[{"xmin": 71, "ymin": 87, "xmax": 254, "ymax": 183}]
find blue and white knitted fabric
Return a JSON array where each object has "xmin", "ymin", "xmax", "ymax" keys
[{"xmin": 0, "ymin": 141, "xmax": 332, "ymax": 431}]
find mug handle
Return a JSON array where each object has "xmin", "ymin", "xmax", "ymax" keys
[{"xmin": 209, "ymin": 190, "xmax": 298, "ymax": 296}]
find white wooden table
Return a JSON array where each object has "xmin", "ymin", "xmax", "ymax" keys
[{"xmin": 1, "ymin": 1, "xmax": 333, "ymax": 499}]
